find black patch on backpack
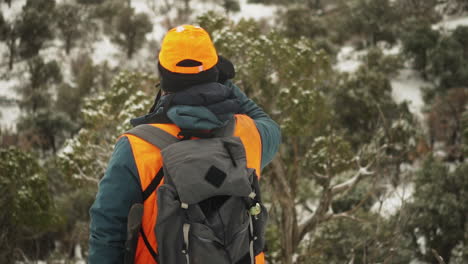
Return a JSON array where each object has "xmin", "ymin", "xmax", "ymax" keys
[{"xmin": 205, "ymin": 165, "xmax": 227, "ymax": 188}]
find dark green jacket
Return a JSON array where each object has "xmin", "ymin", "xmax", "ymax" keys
[{"xmin": 88, "ymin": 81, "xmax": 281, "ymax": 263}]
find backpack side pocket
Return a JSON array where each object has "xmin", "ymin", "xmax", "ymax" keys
[
  {"xmin": 187, "ymin": 222, "xmax": 230, "ymax": 264},
  {"xmin": 155, "ymin": 184, "xmax": 186, "ymax": 264}
]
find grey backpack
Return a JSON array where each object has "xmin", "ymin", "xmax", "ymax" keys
[{"xmin": 125, "ymin": 121, "xmax": 268, "ymax": 264}]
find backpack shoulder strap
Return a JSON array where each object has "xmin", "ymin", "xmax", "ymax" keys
[{"xmin": 125, "ymin": 124, "xmax": 179, "ymax": 150}]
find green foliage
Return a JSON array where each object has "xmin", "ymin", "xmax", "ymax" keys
[
  {"xmin": 92, "ymin": 0, "xmax": 127, "ymax": 34},
  {"xmin": 18, "ymin": 56, "xmax": 62, "ymax": 113},
  {"xmin": 15, "ymin": 56, "xmax": 75, "ymax": 153},
  {"xmin": 452, "ymin": 26, "xmax": 468, "ymax": 52},
  {"xmin": 304, "ymin": 134, "xmax": 354, "ymax": 177},
  {"xmin": 363, "ymin": 47, "xmax": 403, "ymax": 77},
  {"xmin": 462, "ymin": 109, "xmax": 468, "ymax": 157},
  {"xmin": 302, "ymin": 211, "xmax": 413, "ymax": 263},
  {"xmin": 429, "ymin": 36, "xmax": 467, "ymax": 89},
  {"xmin": 334, "ymin": 67, "xmax": 404, "ymax": 147},
  {"xmin": 197, "ymin": 11, "xmax": 227, "ymax": 33},
  {"xmin": 221, "ymin": 0, "xmax": 240, "ymax": 14},
  {"xmin": 280, "ymin": 7, "xmax": 327, "ymax": 39},
  {"xmin": 401, "ymin": 20, "xmax": 440, "ymax": 76},
  {"xmin": 111, "ymin": 7, "xmax": 153, "ymax": 58},
  {"xmin": 0, "ymin": 14, "xmax": 20, "ymax": 70},
  {"xmin": 0, "ymin": 147, "xmax": 57, "ymax": 262},
  {"xmin": 402, "ymin": 158, "xmax": 468, "ymax": 263},
  {"xmin": 59, "ymin": 72, "xmax": 154, "ymax": 184},
  {"xmin": 345, "ymin": 0, "xmax": 400, "ymax": 46},
  {"xmin": 17, "ymin": 0, "xmax": 56, "ymax": 59},
  {"xmin": 404, "ymin": 25, "xmax": 468, "ymax": 96},
  {"xmin": 394, "ymin": 0, "xmax": 439, "ymax": 24},
  {"xmin": 56, "ymin": 55, "xmax": 102, "ymax": 122},
  {"xmin": 55, "ymin": 3, "xmax": 89, "ymax": 54},
  {"xmin": 72, "ymin": 55, "xmax": 100, "ymax": 94},
  {"xmin": 18, "ymin": 110, "xmax": 74, "ymax": 153}
]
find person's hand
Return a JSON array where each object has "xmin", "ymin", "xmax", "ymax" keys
[{"xmin": 217, "ymin": 55, "xmax": 236, "ymax": 83}]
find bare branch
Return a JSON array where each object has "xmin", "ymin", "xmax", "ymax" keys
[
  {"xmin": 431, "ymin": 249, "xmax": 447, "ymax": 264},
  {"xmin": 330, "ymin": 213, "xmax": 366, "ymax": 222},
  {"xmin": 313, "ymin": 172, "xmax": 329, "ymax": 186},
  {"xmin": 296, "ymin": 188, "xmax": 333, "ymax": 244},
  {"xmin": 331, "ymin": 167, "xmax": 374, "ymax": 195},
  {"xmin": 328, "ymin": 187, "xmax": 375, "ymax": 223},
  {"xmin": 73, "ymin": 163, "xmax": 99, "ymax": 184}
]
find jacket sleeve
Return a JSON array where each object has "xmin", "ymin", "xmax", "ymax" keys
[
  {"xmin": 227, "ymin": 81, "xmax": 282, "ymax": 169},
  {"xmin": 88, "ymin": 137, "xmax": 142, "ymax": 264}
]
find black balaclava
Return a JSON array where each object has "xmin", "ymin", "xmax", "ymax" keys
[{"xmin": 158, "ymin": 62, "xmax": 219, "ymax": 93}]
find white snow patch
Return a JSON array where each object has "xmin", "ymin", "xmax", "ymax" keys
[
  {"xmin": 0, "ymin": 105, "xmax": 20, "ymax": 130},
  {"xmin": 371, "ymin": 183, "xmax": 414, "ymax": 218},
  {"xmin": 1, "ymin": 0, "xmax": 26, "ymax": 21},
  {"xmin": 381, "ymin": 43, "xmax": 401, "ymax": 56},
  {"xmin": 432, "ymin": 15, "xmax": 468, "ymax": 31},
  {"xmin": 417, "ymin": 235, "xmax": 427, "ymax": 255},
  {"xmin": 92, "ymin": 37, "xmax": 121, "ymax": 68},
  {"xmin": 74, "ymin": 244, "xmax": 84, "ymax": 262},
  {"xmin": 335, "ymin": 45, "xmax": 365, "ymax": 73},
  {"xmin": 410, "ymin": 260, "xmax": 429, "ymax": 264},
  {"xmin": 0, "ymin": 78, "xmax": 20, "ymax": 130},
  {"xmin": 0, "ymin": 78, "xmax": 20, "ymax": 99},
  {"xmin": 231, "ymin": 0, "xmax": 278, "ymax": 22},
  {"xmin": 390, "ymin": 69, "xmax": 431, "ymax": 118},
  {"xmin": 130, "ymin": 0, "xmax": 149, "ymax": 14}
]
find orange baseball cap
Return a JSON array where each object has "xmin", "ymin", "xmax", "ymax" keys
[{"xmin": 159, "ymin": 25, "xmax": 218, "ymax": 74}]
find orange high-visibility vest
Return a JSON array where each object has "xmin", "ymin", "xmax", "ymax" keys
[{"xmin": 123, "ymin": 114, "xmax": 265, "ymax": 264}]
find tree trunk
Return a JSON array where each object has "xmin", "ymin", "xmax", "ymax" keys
[
  {"xmin": 271, "ymin": 157, "xmax": 298, "ymax": 264},
  {"xmin": 421, "ymin": 50, "xmax": 428, "ymax": 80},
  {"xmin": 127, "ymin": 35, "xmax": 135, "ymax": 59},
  {"xmin": 66, "ymin": 36, "xmax": 72, "ymax": 55},
  {"xmin": 184, "ymin": 0, "xmax": 190, "ymax": 13},
  {"xmin": 280, "ymin": 209, "xmax": 297, "ymax": 264},
  {"xmin": 8, "ymin": 40, "xmax": 15, "ymax": 71}
]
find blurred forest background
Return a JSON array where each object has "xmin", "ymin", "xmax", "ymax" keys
[{"xmin": 1, "ymin": 0, "xmax": 467, "ymax": 263}]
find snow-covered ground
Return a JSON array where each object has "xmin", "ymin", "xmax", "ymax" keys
[
  {"xmin": 0, "ymin": 76, "xmax": 21, "ymax": 130},
  {"xmin": 433, "ymin": 15, "xmax": 468, "ymax": 31},
  {"xmin": 335, "ymin": 45, "xmax": 428, "ymax": 119},
  {"xmin": 92, "ymin": 36, "xmax": 121, "ymax": 68},
  {"xmin": 0, "ymin": 0, "xmax": 26, "ymax": 20},
  {"xmin": 231, "ymin": 0, "xmax": 278, "ymax": 22},
  {"xmin": 335, "ymin": 45, "xmax": 366, "ymax": 73},
  {"xmin": 131, "ymin": 0, "xmax": 278, "ymax": 41},
  {"xmin": 391, "ymin": 69, "xmax": 431, "ymax": 118},
  {"xmin": 371, "ymin": 182, "xmax": 414, "ymax": 218},
  {"xmin": 0, "ymin": 102, "xmax": 20, "ymax": 130}
]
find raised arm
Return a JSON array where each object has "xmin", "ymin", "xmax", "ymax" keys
[{"xmin": 226, "ymin": 81, "xmax": 281, "ymax": 169}]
